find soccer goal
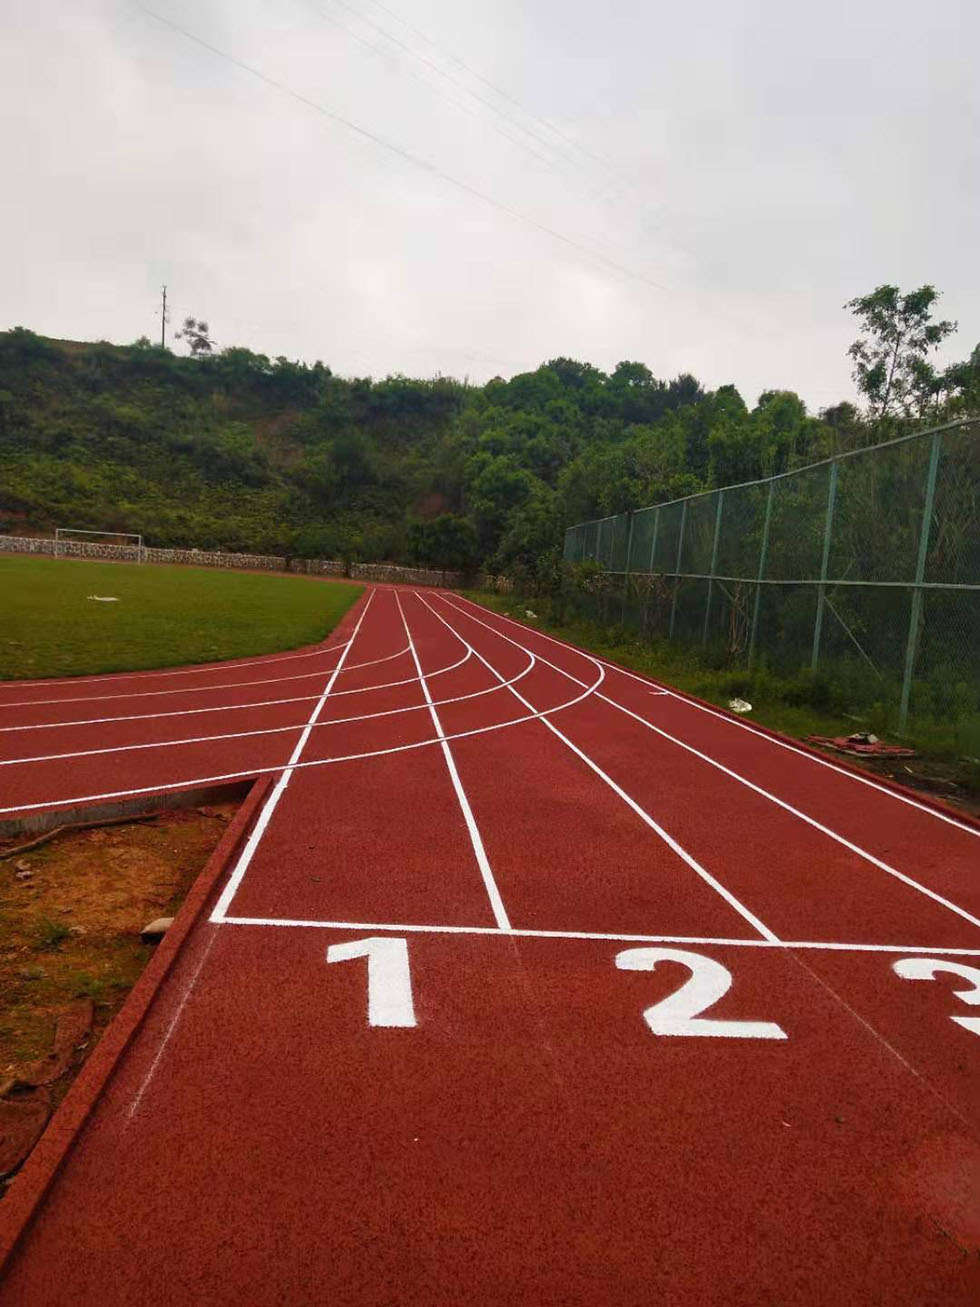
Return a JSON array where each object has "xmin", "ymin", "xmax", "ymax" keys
[{"xmin": 54, "ymin": 527, "xmax": 145, "ymax": 563}]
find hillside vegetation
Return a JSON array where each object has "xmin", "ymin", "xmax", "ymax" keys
[{"xmin": 1, "ymin": 309, "xmax": 976, "ymax": 580}]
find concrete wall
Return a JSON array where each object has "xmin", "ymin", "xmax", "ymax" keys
[{"xmin": 0, "ymin": 534, "xmax": 472, "ymax": 589}]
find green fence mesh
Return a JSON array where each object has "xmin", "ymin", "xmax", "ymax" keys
[{"xmin": 562, "ymin": 418, "xmax": 979, "ymax": 736}]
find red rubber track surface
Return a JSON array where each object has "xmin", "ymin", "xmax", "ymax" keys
[{"xmin": 1, "ymin": 586, "xmax": 978, "ymax": 1305}]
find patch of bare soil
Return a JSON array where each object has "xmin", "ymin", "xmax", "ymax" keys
[
  {"xmin": 805, "ymin": 750, "xmax": 980, "ymax": 818},
  {"xmin": 0, "ymin": 804, "xmax": 235, "ymax": 1193},
  {"xmin": 882, "ymin": 758, "xmax": 980, "ymax": 816}
]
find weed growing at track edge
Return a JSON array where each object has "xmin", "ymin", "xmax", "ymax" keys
[{"xmin": 0, "ymin": 556, "xmax": 363, "ymax": 680}]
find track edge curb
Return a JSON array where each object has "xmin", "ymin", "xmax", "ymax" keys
[{"xmin": 0, "ymin": 772, "xmax": 275, "ymax": 1275}]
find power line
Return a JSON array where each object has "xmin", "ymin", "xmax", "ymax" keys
[
  {"xmin": 348, "ymin": 2, "xmax": 715, "ymax": 270},
  {"xmin": 359, "ymin": 0, "xmax": 637, "ymax": 193},
  {"xmin": 308, "ymin": 0, "xmax": 674, "ymax": 276},
  {"xmin": 313, "ymin": 0, "xmax": 613, "ymax": 197},
  {"xmin": 305, "ymin": 0, "xmax": 569, "ymax": 178},
  {"xmin": 135, "ymin": 4, "xmax": 672, "ymax": 297}
]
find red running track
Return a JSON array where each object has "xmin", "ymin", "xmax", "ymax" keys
[{"xmin": 1, "ymin": 585, "xmax": 978, "ymax": 1304}]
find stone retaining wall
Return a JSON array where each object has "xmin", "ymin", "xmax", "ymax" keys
[
  {"xmin": 144, "ymin": 546, "xmax": 288, "ymax": 570},
  {"xmin": 0, "ymin": 534, "xmax": 471, "ymax": 588}
]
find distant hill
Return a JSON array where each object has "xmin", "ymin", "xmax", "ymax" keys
[{"xmin": 0, "ymin": 326, "xmax": 929, "ymax": 575}]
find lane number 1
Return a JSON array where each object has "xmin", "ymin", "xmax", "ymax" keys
[
  {"xmin": 893, "ymin": 957, "xmax": 980, "ymax": 1037},
  {"xmin": 615, "ymin": 947, "xmax": 787, "ymax": 1040},
  {"xmin": 327, "ymin": 936, "xmax": 417, "ymax": 1028}
]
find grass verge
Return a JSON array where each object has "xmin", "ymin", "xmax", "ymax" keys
[
  {"xmin": 467, "ymin": 590, "xmax": 980, "ymax": 812},
  {"xmin": 0, "ymin": 556, "xmax": 362, "ymax": 680}
]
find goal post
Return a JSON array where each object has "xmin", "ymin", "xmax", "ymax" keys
[{"xmin": 54, "ymin": 528, "xmax": 145, "ymax": 564}]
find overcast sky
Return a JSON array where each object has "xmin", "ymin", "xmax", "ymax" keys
[{"xmin": 3, "ymin": 0, "xmax": 977, "ymax": 409}]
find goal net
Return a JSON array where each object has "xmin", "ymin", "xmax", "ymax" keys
[{"xmin": 54, "ymin": 528, "xmax": 144, "ymax": 563}]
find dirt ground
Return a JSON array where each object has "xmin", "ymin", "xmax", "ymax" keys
[
  {"xmin": 804, "ymin": 749, "xmax": 980, "ymax": 818},
  {"xmin": 0, "ymin": 804, "xmax": 236, "ymax": 1191}
]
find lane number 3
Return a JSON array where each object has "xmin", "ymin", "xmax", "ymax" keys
[
  {"xmin": 893, "ymin": 958, "xmax": 980, "ymax": 1038},
  {"xmin": 615, "ymin": 947, "xmax": 787, "ymax": 1040},
  {"xmin": 327, "ymin": 937, "xmax": 417, "ymax": 1028}
]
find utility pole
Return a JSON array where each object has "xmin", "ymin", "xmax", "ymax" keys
[{"xmin": 159, "ymin": 285, "xmax": 169, "ymax": 348}]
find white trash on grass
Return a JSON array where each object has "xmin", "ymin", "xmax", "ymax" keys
[
  {"xmin": 728, "ymin": 698, "xmax": 752, "ymax": 714},
  {"xmin": 87, "ymin": 595, "xmax": 120, "ymax": 602}
]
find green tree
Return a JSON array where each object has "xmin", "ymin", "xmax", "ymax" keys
[
  {"xmin": 176, "ymin": 317, "xmax": 215, "ymax": 357},
  {"xmin": 408, "ymin": 514, "xmax": 479, "ymax": 571},
  {"xmin": 939, "ymin": 343, "xmax": 980, "ymax": 416},
  {"xmin": 466, "ymin": 454, "xmax": 536, "ymax": 556},
  {"xmin": 845, "ymin": 285, "xmax": 956, "ymax": 420}
]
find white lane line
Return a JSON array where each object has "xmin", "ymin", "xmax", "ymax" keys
[
  {"xmin": 396, "ymin": 591, "xmax": 511, "ymax": 931},
  {"xmin": 441, "ymin": 595, "xmax": 980, "ymax": 933},
  {"xmin": 0, "ymin": 659, "xmax": 604, "ymax": 816},
  {"xmin": 0, "ymin": 641, "xmax": 412, "ymax": 711},
  {"xmin": 598, "ymin": 656, "xmax": 980, "ymax": 839},
  {"xmin": 453, "ymin": 595, "xmax": 980, "ymax": 841},
  {"xmin": 419, "ymin": 593, "xmax": 779, "ymax": 944},
  {"xmin": 217, "ymin": 916, "xmax": 980, "ymax": 957},
  {"xmin": 209, "ymin": 589, "xmax": 377, "ymax": 923},
  {"xmin": 0, "ymin": 648, "xmax": 471, "ymax": 734},
  {"xmin": 127, "ymin": 926, "xmax": 219, "ymax": 1121},
  {"xmin": 0, "ymin": 644, "xmax": 535, "ymax": 768}
]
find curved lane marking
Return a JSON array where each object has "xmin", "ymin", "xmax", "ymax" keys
[
  {"xmin": 439, "ymin": 594, "xmax": 980, "ymax": 931},
  {"xmin": 0, "ymin": 648, "xmax": 473, "ymax": 734},
  {"xmin": 1, "ymin": 644, "xmax": 534, "ymax": 768},
  {"xmin": 0, "ymin": 646, "xmax": 599, "ymax": 813},
  {"xmin": 418, "ymin": 592, "xmax": 775, "ymax": 943},
  {"xmin": 450, "ymin": 594, "xmax": 980, "ymax": 841},
  {"xmin": 0, "ymin": 642, "xmax": 413, "ymax": 711}
]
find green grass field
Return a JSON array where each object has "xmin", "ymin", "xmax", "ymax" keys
[{"xmin": 0, "ymin": 556, "xmax": 363, "ymax": 680}]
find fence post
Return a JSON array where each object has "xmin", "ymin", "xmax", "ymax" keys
[
  {"xmin": 748, "ymin": 482, "xmax": 774, "ymax": 668},
  {"xmin": 810, "ymin": 460, "xmax": 839, "ymax": 673},
  {"xmin": 702, "ymin": 490, "xmax": 724, "ymax": 645},
  {"xmin": 668, "ymin": 500, "xmax": 688, "ymax": 640},
  {"xmin": 596, "ymin": 518, "xmax": 604, "ymax": 566},
  {"xmin": 648, "ymin": 506, "xmax": 661, "ymax": 572},
  {"xmin": 643, "ymin": 505, "xmax": 661, "ymax": 636},
  {"xmin": 622, "ymin": 511, "xmax": 635, "ymax": 624},
  {"xmin": 898, "ymin": 430, "xmax": 942, "ymax": 732}
]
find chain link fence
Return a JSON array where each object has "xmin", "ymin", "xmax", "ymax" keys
[{"xmin": 563, "ymin": 418, "xmax": 979, "ymax": 737}]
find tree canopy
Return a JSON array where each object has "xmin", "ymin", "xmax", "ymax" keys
[{"xmin": 1, "ymin": 290, "xmax": 975, "ymax": 577}]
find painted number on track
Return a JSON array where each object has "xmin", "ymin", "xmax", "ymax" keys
[
  {"xmin": 893, "ymin": 957, "xmax": 980, "ymax": 1038},
  {"xmin": 327, "ymin": 936, "xmax": 417, "ymax": 1028},
  {"xmin": 615, "ymin": 947, "xmax": 787, "ymax": 1040}
]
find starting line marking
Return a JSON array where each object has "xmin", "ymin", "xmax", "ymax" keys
[{"xmin": 214, "ymin": 916, "xmax": 980, "ymax": 956}]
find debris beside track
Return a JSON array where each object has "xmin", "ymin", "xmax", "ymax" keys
[
  {"xmin": 806, "ymin": 731, "xmax": 916, "ymax": 758},
  {"xmin": 0, "ymin": 804, "xmax": 235, "ymax": 1191}
]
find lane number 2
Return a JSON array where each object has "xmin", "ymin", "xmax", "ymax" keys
[
  {"xmin": 893, "ymin": 957, "xmax": 980, "ymax": 1038},
  {"xmin": 615, "ymin": 947, "xmax": 787, "ymax": 1040},
  {"xmin": 327, "ymin": 936, "xmax": 417, "ymax": 1028}
]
